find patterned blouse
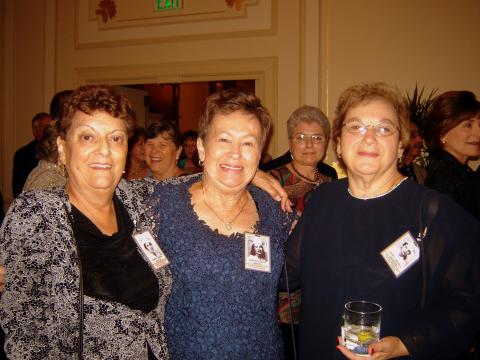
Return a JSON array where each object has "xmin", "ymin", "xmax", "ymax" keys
[
  {"xmin": 22, "ymin": 160, "xmax": 66, "ymax": 192},
  {"xmin": 269, "ymin": 164, "xmax": 331, "ymax": 213},
  {"xmin": 0, "ymin": 178, "xmax": 182, "ymax": 360},
  {"xmin": 269, "ymin": 163, "xmax": 332, "ymax": 324}
]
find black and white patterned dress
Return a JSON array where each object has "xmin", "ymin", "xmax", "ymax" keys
[{"xmin": 0, "ymin": 178, "xmax": 182, "ymax": 360}]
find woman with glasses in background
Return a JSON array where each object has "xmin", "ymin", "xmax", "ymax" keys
[
  {"xmin": 269, "ymin": 105, "xmax": 333, "ymax": 359},
  {"xmin": 284, "ymin": 82, "xmax": 479, "ymax": 359},
  {"xmin": 270, "ymin": 106, "xmax": 333, "ymax": 211}
]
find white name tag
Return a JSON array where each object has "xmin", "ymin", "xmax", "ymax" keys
[
  {"xmin": 132, "ymin": 230, "xmax": 169, "ymax": 270},
  {"xmin": 380, "ymin": 231, "xmax": 420, "ymax": 278},
  {"xmin": 244, "ymin": 232, "xmax": 271, "ymax": 273}
]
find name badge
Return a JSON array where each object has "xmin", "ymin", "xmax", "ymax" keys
[
  {"xmin": 132, "ymin": 230, "xmax": 169, "ymax": 270},
  {"xmin": 244, "ymin": 233, "xmax": 271, "ymax": 273},
  {"xmin": 380, "ymin": 231, "xmax": 420, "ymax": 278}
]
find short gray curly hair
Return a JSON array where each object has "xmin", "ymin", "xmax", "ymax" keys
[{"xmin": 286, "ymin": 105, "xmax": 330, "ymax": 139}]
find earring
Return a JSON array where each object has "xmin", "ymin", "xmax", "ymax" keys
[
  {"xmin": 57, "ymin": 162, "xmax": 66, "ymax": 177},
  {"xmin": 337, "ymin": 152, "xmax": 342, "ymax": 159}
]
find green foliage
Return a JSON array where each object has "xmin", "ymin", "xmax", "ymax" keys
[
  {"xmin": 406, "ymin": 85, "xmax": 437, "ymax": 135},
  {"xmin": 405, "ymin": 85, "xmax": 437, "ymax": 167}
]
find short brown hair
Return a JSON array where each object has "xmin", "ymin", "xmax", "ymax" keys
[
  {"xmin": 145, "ymin": 119, "xmax": 182, "ymax": 149},
  {"xmin": 332, "ymin": 83, "xmax": 410, "ymax": 159},
  {"xmin": 198, "ymin": 89, "xmax": 271, "ymax": 147},
  {"xmin": 424, "ymin": 91, "xmax": 480, "ymax": 151},
  {"xmin": 57, "ymin": 85, "xmax": 136, "ymax": 140},
  {"xmin": 31, "ymin": 112, "xmax": 50, "ymax": 127}
]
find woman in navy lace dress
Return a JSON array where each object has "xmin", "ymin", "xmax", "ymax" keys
[{"xmin": 149, "ymin": 90, "xmax": 292, "ymax": 359}]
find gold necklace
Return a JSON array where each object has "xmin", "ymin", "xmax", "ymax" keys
[{"xmin": 202, "ymin": 186, "xmax": 250, "ymax": 231}]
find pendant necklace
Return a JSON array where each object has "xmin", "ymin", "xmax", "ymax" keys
[
  {"xmin": 202, "ymin": 186, "xmax": 250, "ymax": 231},
  {"xmin": 290, "ymin": 162, "xmax": 320, "ymax": 185}
]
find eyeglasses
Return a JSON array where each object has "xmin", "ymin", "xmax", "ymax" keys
[
  {"xmin": 290, "ymin": 133, "xmax": 326, "ymax": 144},
  {"xmin": 343, "ymin": 121, "xmax": 399, "ymax": 137}
]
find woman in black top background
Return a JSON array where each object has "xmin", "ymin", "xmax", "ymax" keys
[{"xmin": 424, "ymin": 90, "xmax": 480, "ymax": 220}]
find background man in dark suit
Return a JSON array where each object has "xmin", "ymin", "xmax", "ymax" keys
[{"xmin": 11, "ymin": 112, "xmax": 51, "ymax": 197}]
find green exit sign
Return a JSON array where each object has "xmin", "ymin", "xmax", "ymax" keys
[{"xmin": 156, "ymin": 0, "xmax": 182, "ymax": 11}]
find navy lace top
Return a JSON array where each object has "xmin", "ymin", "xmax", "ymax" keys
[{"xmin": 149, "ymin": 177, "xmax": 292, "ymax": 359}]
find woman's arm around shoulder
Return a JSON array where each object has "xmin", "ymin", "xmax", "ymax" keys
[{"xmin": 251, "ymin": 170, "xmax": 292, "ymax": 212}]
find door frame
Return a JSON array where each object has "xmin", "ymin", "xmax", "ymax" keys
[{"xmin": 75, "ymin": 57, "xmax": 279, "ymax": 155}]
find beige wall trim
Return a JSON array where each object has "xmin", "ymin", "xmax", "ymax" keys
[
  {"xmin": 318, "ymin": 0, "xmax": 330, "ymax": 115},
  {"xmin": 44, "ymin": 0, "xmax": 57, "ymax": 109},
  {"xmin": 318, "ymin": 0, "xmax": 335, "ymax": 165},
  {"xmin": 2, "ymin": 0, "xmax": 15, "ymax": 199},
  {"xmin": 298, "ymin": 0, "xmax": 305, "ymax": 105},
  {"xmin": 300, "ymin": 0, "xmax": 321, "ymax": 108},
  {"xmin": 74, "ymin": 29, "xmax": 278, "ymax": 50},
  {"xmin": 75, "ymin": 57, "xmax": 278, "ymax": 155},
  {"xmin": 0, "ymin": 0, "xmax": 5, "ymax": 195}
]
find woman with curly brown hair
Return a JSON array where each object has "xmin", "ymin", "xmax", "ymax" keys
[{"xmin": 1, "ymin": 85, "xmax": 171, "ymax": 359}]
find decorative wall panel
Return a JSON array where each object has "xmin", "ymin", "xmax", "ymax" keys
[{"xmin": 76, "ymin": 0, "xmax": 275, "ymax": 47}]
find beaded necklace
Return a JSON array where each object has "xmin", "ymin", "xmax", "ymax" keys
[{"xmin": 290, "ymin": 162, "xmax": 320, "ymax": 185}]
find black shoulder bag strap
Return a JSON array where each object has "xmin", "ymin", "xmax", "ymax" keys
[
  {"xmin": 283, "ymin": 213, "xmax": 304, "ymax": 360},
  {"xmin": 417, "ymin": 190, "xmax": 439, "ymax": 310},
  {"xmin": 283, "ymin": 261, "xmax": 298, "ymax": 360}
]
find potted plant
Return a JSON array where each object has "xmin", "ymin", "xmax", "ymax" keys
[{"xmin": 405, "ymin": 85, "xmax": 437, "ymax": 167}]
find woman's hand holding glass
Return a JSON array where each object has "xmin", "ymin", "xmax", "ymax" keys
[{"xmin": 337, "ymin": 336, "xmax": 409, "ymax": 359}]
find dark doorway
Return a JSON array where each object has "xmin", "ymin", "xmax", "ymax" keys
[{"xmin": 126, "ymin": 80, "xmax": 255, "ymax": 132}]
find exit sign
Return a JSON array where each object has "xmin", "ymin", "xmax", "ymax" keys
[{"xmin": 155, "ymin": 0, "xmax": 183, "ymax": 11}]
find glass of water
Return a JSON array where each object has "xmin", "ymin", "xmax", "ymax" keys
[{"xmin": 341, "ymin": 301, "xmax": 382, "ymax": 356}]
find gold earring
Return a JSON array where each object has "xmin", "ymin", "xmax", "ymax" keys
[{"xmin": 57, "ymin": 162, "xmax": 66, "ymax": 177}]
